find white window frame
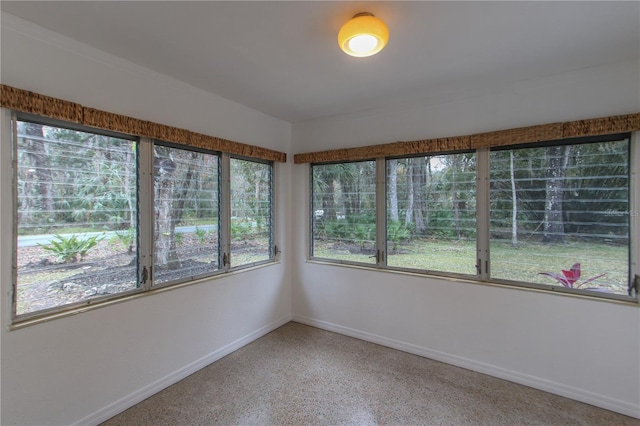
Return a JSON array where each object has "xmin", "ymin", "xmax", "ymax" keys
[
  {"xmin": 6, "ymin": 111, "xmax": 278, "ymax": 324},
  {"xmin": 309, "ymin": 159, "xmax": 379, "ymax": 268},
  {"xmin": 309, "ymin": 135, "xmax": 639, "ymax": 303},
  {"xmin": 228, "ymin": 154, "xmax": 277, "ymax": 270}
]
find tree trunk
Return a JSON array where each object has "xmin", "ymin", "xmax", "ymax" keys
[
  {"xmin": 412, "ymin": 157, "xmax": 426, "ymax": 234},
  {"xmin": 124, "ymin": 143, "xmax": 135, "ymax": 229},
  {"xmin": 543, "ymin": 145, "xmax": 571, "ymax": 243},
  {"xmin": 451, "ymin": 156, "xmax": 461, "ymax": 240},
  {"xmin": 155, "ymin": 155, "xmax": 180, "ymax": 269},
  {"xmin": 25, "ymin": 123, "xmax": 54, "ymax": 221},
  {"xmin": 510, "ymin": 151, "xmax": 518, "ymax": 247},
  {"xmin": 254, "ymin": 169, "xmax": 261, "ymax": 217},
  {"xmin": 388, "ymin": 159, "xmax": 399, "ymax": 221},
  {"xmin": 424, "ymin": 158, "xmax": 433, "ymax": 233},
  {"xmin": 342, "ymin": 175, "xmax": 357, "ymax": 218},
  {"xmin": 172, "ymin": 152, "xmax": 198, "ymax": 225},
  {"xmin": 405, "ymin": 160, "xmax": 414, "ymax": 224},
  {"xmin": 320, "ymin": 170, "xmax": 336, "ymax": 221}
]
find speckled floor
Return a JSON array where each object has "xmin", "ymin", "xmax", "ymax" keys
[{"xmin": 102, "ymin": 322, "xmax": 638, "ymax": 425}]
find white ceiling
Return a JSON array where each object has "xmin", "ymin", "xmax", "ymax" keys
[{"xmin": 1, "ymin": 1, "xmax": 638, "ymax": 123}]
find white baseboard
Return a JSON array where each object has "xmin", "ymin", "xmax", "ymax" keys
[
  {"xmin": 74, "ymin": 314, "xmax": 292, "ymax": 426},
  {"xmin": 292, "ymin": 314, "xmax": 640, "ymax": 420}
]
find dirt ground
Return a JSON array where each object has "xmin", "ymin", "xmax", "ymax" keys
[{"xmin": 15, "ymin": 234, "xmax": 269, "ymax": 315}]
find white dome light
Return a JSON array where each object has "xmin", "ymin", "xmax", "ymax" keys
[{"xmin": 348, "ymin": 35, "xmax": 379, "ymax": 55}]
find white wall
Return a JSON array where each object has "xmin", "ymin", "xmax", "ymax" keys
[
  {"xmin": 2, "ymin": 9, "xmax": 640, "ymax": 424},
  {"xmin": 293, "ymin": 59, "xmax": 640, "ymax": 151},
  {"xmin": 291, "ymin": 59, "xmax": 640, "ymax": 418},
  {"xmin": 1, "ymin": 14, "xmax": 293, "ymax": 426}
]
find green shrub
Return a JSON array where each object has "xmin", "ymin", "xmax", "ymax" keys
[
  {"xmin": 387, "ymin": 220, "xmax": 411, "ymax": 250},
  {"xmin": 231, "ymin": 219, "xmax": 253, "ymax": 240},
  {"xmin": 195, "ymin": 226, "xmax": 208, "ymax": 245},
  {"xmin": 112, "ymin": 227, "xmax": 135, "ymax": 253},
  {"xmin": 39, "ymin": 233, "xmax": 105, "ymax": 263},
  {"xmin": 324, "ymin": 221, "xmax": 349, "ymax": 240},
  {"xmin": 352, "ymin": 223, "xmax": 375, "ymax": 248}
]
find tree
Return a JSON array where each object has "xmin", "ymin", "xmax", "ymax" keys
[
  {"xmin": 423, "ymin": 157, "xmax": 433, "ymax": 233},
  {"xmin": 231, "ymin": 158, "xmax": 270, "ymax": 220},
  {"xmin": 24, "ymin": 123, "xmax": 54, "ymax": 222},
  {"xmin": 388, "ymin": 159, "xmax": 399, "ymax": 221},
  {"xmin": 154, "ymin": 148, "xmax": 180, "ymax": 269},
  {"xmin": 543, "ymin": 145, "xmax": 571, "ymax": 243},
  {"xmin": 404, "ymin": 159, "xmax": 414, "ymax": 225},
  {"xmin": 562, "ymin": 141, "xmax": 629, "ymax": 239},
  {"xmin": 451, "ymin": 155, "xmax": 462, "ymax": 239},
  {"xmin": 510, "ymin": 151, "xmax": 518, "ymax": 247}
]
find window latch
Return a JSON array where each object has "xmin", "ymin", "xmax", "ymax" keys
[
  {"xmin": 223, "ymin": 253, "xmax": 228, "ymax": 267},
  {"xmin": 141, "ymin": 266, "xmax": 148, "ymax": 284}
]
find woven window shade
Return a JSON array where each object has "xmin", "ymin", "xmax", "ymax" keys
[
  {"xmin": 0, "ymin": 85, "xmax": 83, "ymax": 123},
  {"xmin": 562, "ymin": 114, "xmax": 640, "ymax": 138},
  {"xmin": 294, "ymin": 136, "xmax": 470, "ymax": 164},
  {"xmin": 1, "ymin": 85, "xmax": 286, "ymax": 163},
  {"xmin": 469, "ymin": 123, "xmax": 563, "ymax": 149},
  {"xmin": 294, "ymin": 113, "xmax": 640, "ymax": 164}
]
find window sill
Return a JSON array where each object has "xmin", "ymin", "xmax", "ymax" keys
[
  {"xmin": 305, "ymin": 258, "xmax": 638, "ymax": 306},
  {"xmin": 10, "ymin": 260, "xmax": 281, "ymax": 331}
]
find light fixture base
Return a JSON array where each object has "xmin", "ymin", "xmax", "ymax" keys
[{"xmin": 352, "ymin": 12, "xmax": 374, "ymax": 19}]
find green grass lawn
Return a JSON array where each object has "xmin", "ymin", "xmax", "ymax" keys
[{"xmin": 313, "ymin": 238, "xmax": 629, "ymax": 295}]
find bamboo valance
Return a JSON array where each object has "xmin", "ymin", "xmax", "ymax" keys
[
  {"xmin": 1, "ymin": 85, "xmax": 287, "ymax": 163},
  {"xmin": 294, "ymin": 113, "xmax": 640, "ymax": 164}
]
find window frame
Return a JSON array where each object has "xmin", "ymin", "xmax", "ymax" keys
[
  {"xmin": 11, "ymin": 113, "xmax": 145, "ymax": 321},
  {"xmin": 308, "ymin": 136, "xmax": 638, "ymax": 303},
  {"xmin": 228, "ymin": 154, "xmax": 277, "ymax": 271},
  {"xmin": 309, "ymin": 158, "xmax": 379, "ymax": 268},
  {"xmin": 485, "ymin": 134, "xmax": 636, "ymax": 302},
  {"xmin": 9, "ymin": 112, "xmax": 278, "ymax": 324},
  {"xmin": 149, "ymin": 140, "xmax": 224, "ymax": 290},
  {"xmin": 383, "ymin": 151, "xmax": 479, "ymax": 280}
]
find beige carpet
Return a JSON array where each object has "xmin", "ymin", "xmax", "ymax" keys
[{"xmin": 103, "ymin": 322, "xmax": 638, "ymax": 425}]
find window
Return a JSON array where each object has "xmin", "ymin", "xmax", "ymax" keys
[
  {"xmin": 11, "ymin": 116, "xmax": 276, "ymax": 320},
  {"xmin": 386, "ymin": 154, "xmax": 476, "ymax": 275},
  {"xmin": 230, "ymin": 157, "xmax": 274, "ymax": 268},
  {"xmin": 311, "ymin": 161, "xmax": 377, "ymax": 264},
  {"xmin": 309, "ymin": 136, "xmax": 636, "ymax": 301},
  {"xmin": 14, "ymin": 120, "xmax": 138, "ymax": 316},
  {"xmin": 153, "ymin": 144, "xmax": 220, "ymax": 285},
  {"xmin": 489, "ymin": 138, "xmax": 630, "ymax": 296}
]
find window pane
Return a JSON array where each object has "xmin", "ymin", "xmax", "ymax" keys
[
  {"xmin": 386, "ymin": 154, "xmax": 477, "ymax": 275},
  {"xmin": 154, "ymin": 146, "xmax": 219, "ymax": 284},
  {"xmin": 490, "ymin": 140, "xmax": 630, "ymax": 295},
  {"xmin": 230, "ymin": 158, "xmax": 272, "ymax": 267},
  {"xmin": 312, "ymin": 161, "xmax": 377, "ymax": 264},
  {"xmin": 15, "ymin": 121, "xmax": 137, "ymax": 315}
]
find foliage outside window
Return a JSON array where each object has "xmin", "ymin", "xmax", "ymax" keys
[
  {"xmin": 12, "ymin": 118, "xmax": 276, "ymax": 320},
  {"xmin": 311, "ymin": 161, "xmax": 377, "ymax": 264},
  {"xmin": 15, "ymin": 121, "xmax": 137, "ymax": 315},
  {"xmin": 490, "ymin": 139, "xmax": 630, "ymax": 295},
  {"xmin": 310, "ymin": 136, "xmax": 635, "ymax": 299},
  {"xmin": 386, "ymin": 154, "xmax": 476, "ymax": 275},
  {"xmin": 153, "ymin": 145, "xmax": 220, "ymax": 285},
  {"xmin": 230, "ymin": 158, "xmax": 273, "ymax": 267}
]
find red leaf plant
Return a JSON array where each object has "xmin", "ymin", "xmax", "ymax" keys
[{"xmin": 539, "ymin": 263, "xmax": 606, "ymax": 290}]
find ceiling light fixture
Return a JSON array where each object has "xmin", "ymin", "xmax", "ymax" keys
[{"xmin": 338, "ymin": 12, "xmax": 389, "ymax": 58}]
